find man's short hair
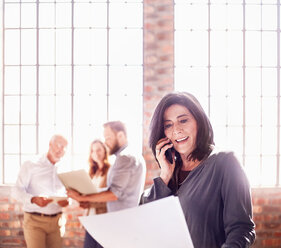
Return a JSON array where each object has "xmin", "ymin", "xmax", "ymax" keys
[{"xmin": 103, "ymin": 121, "xmax": 127, "ymax": 137}]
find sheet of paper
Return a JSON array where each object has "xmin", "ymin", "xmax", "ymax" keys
[
  {"xmin": 58, "ymin": 169, "xmax": 97, "ymax": 195},
  {"xmin": 79, "ymin": 196, "xmax": 194, "ymax": 248}
]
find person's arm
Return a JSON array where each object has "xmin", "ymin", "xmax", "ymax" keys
[
  {"xmin": 220, "ymin": 152, "xmax": 256, "ymax": 247},
  {"xmin": 67, "ymin": 188, "xmax": 117, "ymax": 202},
  {"xmin": 140, "ymin": 177, "xmax": 173, "ymax": 205},
  {"xmin": 12, "ymin": 161, "xmax": 37, "ymax": 205}
]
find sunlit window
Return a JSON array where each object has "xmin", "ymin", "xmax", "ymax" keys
[
  {"xmin": 1, "ymin": 0, "xmax": 143, "ymax": 184},
  {"xmin": 175, "ymin": 0, "xmax": 279, "ymax": 187}
]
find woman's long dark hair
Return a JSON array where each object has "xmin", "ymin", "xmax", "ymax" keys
[
  {"xmin": 149, "ymin": 92, "xmax": 214, "ymax": 165},
  {"xmin": 88, "ymin": 140, "xmax": 110, "ymax": 178}
]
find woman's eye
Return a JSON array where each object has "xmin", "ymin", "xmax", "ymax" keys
[
  {"xmin": 180, "ymin": 119, "xmax": 188, "ymax": 124},
  {"xmin": 164, "ymin": 124, "xmax": 172, "ymax": 129}
]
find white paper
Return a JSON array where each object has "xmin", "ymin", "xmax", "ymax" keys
[
  {"xmin": 58, "ymin": 169, "xmax": 97, "ymax": 195},
  {"xmin": 79, "ymin": 196, "xmax": 194, "ymax": 248}
]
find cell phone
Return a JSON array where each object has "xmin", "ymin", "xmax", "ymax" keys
[{"xmin": 165, "ymin": 147, "xmax": 174, "ymax": 164}]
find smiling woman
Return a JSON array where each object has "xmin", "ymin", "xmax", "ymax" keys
[{"xmin": 141, "ymin": 91, "xmax": 256, "ymax": 248}]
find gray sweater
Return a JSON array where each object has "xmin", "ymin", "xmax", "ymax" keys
[{"xmin": 140, "ymin": 151, "xmax": 255, "ymax": 248}]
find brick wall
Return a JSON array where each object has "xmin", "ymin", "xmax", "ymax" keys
[{"xmin": 1, "ymin": 186, "xmax": 281, "ymax": 247}]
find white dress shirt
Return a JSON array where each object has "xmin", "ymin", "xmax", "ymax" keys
[{"xmin": 12, "ymin": 154, "xmax": 66, "ymax": 214}]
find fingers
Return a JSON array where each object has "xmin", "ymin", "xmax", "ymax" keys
[{"xmin": 155, "ymin": 137, "xmax": 172, "ymax": 153}]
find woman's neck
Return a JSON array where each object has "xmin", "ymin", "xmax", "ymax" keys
[{"xmin": 181, "ymin": 159, "xmax": 201, "ymax": 171}]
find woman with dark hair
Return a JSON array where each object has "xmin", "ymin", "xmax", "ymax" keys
[{"xmin": 141, "ymin": 92, "xmax": 255, "ymax": 248}]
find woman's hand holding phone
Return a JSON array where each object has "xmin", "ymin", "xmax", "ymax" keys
[{"xmin": 155, "ymin": 137, "xmax": 175, "ymax": 185}]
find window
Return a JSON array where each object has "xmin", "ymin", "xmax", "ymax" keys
[
  {"xmin": 1, "ymin": 0, "xmax": 143, "ymax": 184},
  {"xmin": 175, "ymin": 0, "xmax": 280, "ymax": 187}
]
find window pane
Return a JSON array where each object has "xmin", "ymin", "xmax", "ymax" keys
[
  {"xmin": 245, "ymin": 5, "xmax": 261, "ymax": 30},
  {"xmin": 109, "ymin": 3, "xmax": 142, "ymax": 28},
  {"xmin": 262, "ymin": 126, "xmax": 277, "ymax": 155},
  {"xmin": 109, "ymin": 29, "xmax": 142, "ymax": 65},
  {"xmin": 55, "ymin": 96, "xmax": 71, "ymax": 125},
  {"xmin": 109, "ymin": 66, "xmax": 142, "ymax": 96},
  {"xmin": 56, "ymin": 66, "xmax": 72, "ymax": 95},
  {"xmin": 74, "ymin": 66, "xmax": 107, "ymax": 95},
  {"xmin": 227, "ymin": 4, "xmax": 243, "ymax": 30},
  {"xmin": 245, "ymin": 68, "xmax": 261, "ymax": 97},
  {"xmin": 109, "ymin": 95, "xmax": 142, "ymax": 124},
  {"xmin": 210, "ymin": 96, "xmax": 227, "ymax": 126},
  {"xmin": 89, "ymin": 95, "xmax": 108, "ymax": 125},
  {"xmin": 261, "ymin": 156, "xmax": 276, "ymax": 186},
  {"xmin": 90, "ymin": 30, "xmax": 107, "ymax": 65},
  {"xmin": 56, "ymin": 3, "xmax": 71, "ymax": 28},
  {"xmin": 74, "ymin": 3, "xmax": 107, "ymax": 28},
  {"xmin": 39, "ymin": 3, "xmax": 55, "ymax": 28},
  {"xmin": 211, "ymin": 4, "xmax": 227, "ymax": 30},
  {"xmin": 227, "ymin": 68, "xmax": 243, "ymax": 96},
  {"xmin": 39, "ymin": 96, "xmax": 55, "ymax": 124},
  {"xmin": 210, "ymin": 31, "xmax": 227, "ymax": 66},
  {"xmin": 245, "ymin": 97, "xmax": 261, "ymax": 126},
  {"xmin": 74, "ymin": 29, "xmax": 91, "ymax": 65},
  {"xmin": 4, "ymin": 66, "xmax": 20, "ymax": 94},
  {"xmin": 21, "ymin": 29, "xmax": 36, "ymax": 65},
  {"xmin": 39, "ymin": 66, "xmax": 55, "ymax": 95},
  {"xmin": 227, "ymin": 126, "xmax": 243, "ymax": 155},
  {"xmin": 21, "ymin": 3, "xmax": 36, "ymax": 28},
  {"xmin": 5, "ymin": 3, "xmax": 20, "ymax": 28},
  {"xmin": 175, "ymin": 31, "xmax": 208, "ymax": 66},
  {"xmin": 4, "ymin": 96, "xmax": 19, "ymax": 124},
  {"xmin": 4, "ymin": 126, "xmax": 19, "ymax": 153},
  {"xmin": 245, "ymin": 31, "xmax": 261, "ymax": 66},
  {"xmin": 262, "ymin": 68, "xmax": 277, "ymax": 97},
  {"xmin": 262, "ymin": 97, "xmax": 277, "ymax": 126},
  {"xmin": 228, "ymin": 96, "xmax": 243, "ymax": 126},
  {"xmin": 56, "ymin": 29, "xmax": 71, "ymax": 65},
  {"xmin": 175, "ymin": 68, "xmax": 208, "ymax": 105},
  {"xmin": 175, "ymin": 3, "xmax": 208, "ymax": 30},
  {"xmin": 21, "ymin": 96, "xmax": 36, "ymax": 124},
  {"xmin": 5, "ymin": 30, "xmax": 20, "ymax": 65},
  {"xmin": 245, "ymin": 127, "xmax": 261, "ymax": 155},
  {"xmin": 4, "ymin": 155, "xmax": 20, "ymax": 184},
  {"xmin": 245, "ymin": 156, "xmax": 261, "ymax": 186},
  {"xmin": 21, "ymin": 125, "xmax": 36, "ymax": 154},
  {"xmin": 39, "ymin": 30, "xmax": 55, "ymax": 65},
  {"xmin": 227, "ymin": 31, "xmax": 243, "ymax": 66},
  {"xmin": 22, "ymin": 66, "xmax": 36, "ymax": 95},
  {"xmin": 262, "ymin": 32, "xmax": 277, "ymax": 67},
  {"xmin": 210, "ymin": 68, "xmax": 227, "ymax": 96},
  {"xmin": 262, "ymin": 5, "xmax": 277, "ymax": 30}
]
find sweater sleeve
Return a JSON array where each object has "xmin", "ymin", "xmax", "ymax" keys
[
  {"xmin": 219, "ymin": 152, "xmax": 256, "ymax": 247},
  {"xmin": 140, "ymin": 177, "xmax": 173, "ymax": 205}
]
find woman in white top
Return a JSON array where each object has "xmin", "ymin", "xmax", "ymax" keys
[
  {"xmin": 83, "ymin": 139, "xmax": 110, "ymax": 215},
  {"xmin": 80, "ymin": 140, "xmax": 110, "ymax": 248}
]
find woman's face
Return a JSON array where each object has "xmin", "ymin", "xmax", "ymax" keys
[
  {"xmin": 91, "ymin": 142, "xmax": 106, "ymax": 163},
  {"xmin": 163, "ymin": 104, "xmax": 197, "ymax": 157}
]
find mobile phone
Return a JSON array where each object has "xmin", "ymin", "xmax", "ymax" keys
[{"xmin": 165, "ymin": 147, "xmax": 174, "ymax": 164}]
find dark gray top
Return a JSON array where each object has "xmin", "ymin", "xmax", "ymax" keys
[{"xmin": 140, "ymin": 151, "xmax": 255, "ymax": 248}]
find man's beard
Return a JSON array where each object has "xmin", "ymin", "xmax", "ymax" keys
[{"xmin": 109, "ymin": 142, "xmax": 120, "ymax": 155}]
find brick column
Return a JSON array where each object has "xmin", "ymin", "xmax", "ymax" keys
[{"xmin": 143, "ymin": 0, "xmax": 175, "ymax": 185}]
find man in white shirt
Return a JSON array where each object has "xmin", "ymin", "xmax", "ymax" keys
[{"xmin": 13, "ymin": 134, "xmax": 69, "ymax": 248}]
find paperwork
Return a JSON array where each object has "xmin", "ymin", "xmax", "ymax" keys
[
  {"xmin": 58, "ymin": 169, "xmax": 97, "ymax": 195},
  {"xmin": 79, "ymin": 196, "xmax": 194, "ymax": 248}
]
